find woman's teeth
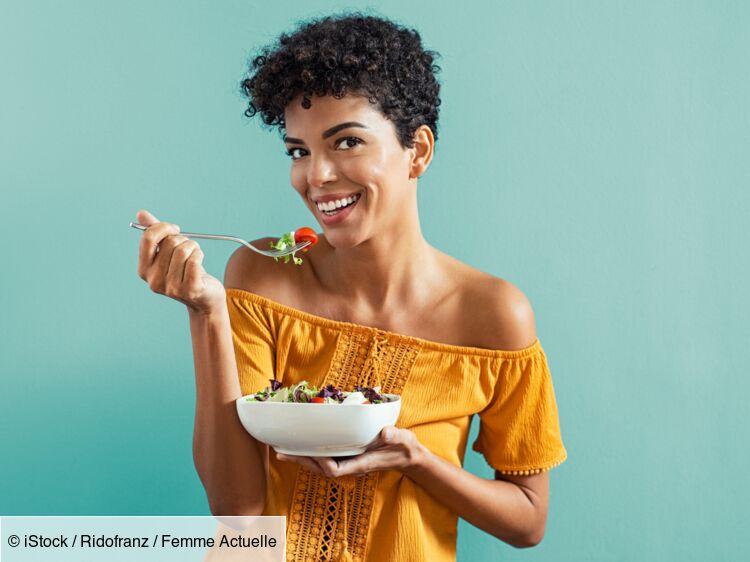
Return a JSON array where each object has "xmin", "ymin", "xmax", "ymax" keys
[{"xmin": 316, "ymin": 194, "xmax": 361, "ymax": 215}]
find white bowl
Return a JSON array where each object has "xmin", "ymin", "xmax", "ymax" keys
[{"xmin": 235, "ymin": 394, "xmax": 401, "ymax": 457}]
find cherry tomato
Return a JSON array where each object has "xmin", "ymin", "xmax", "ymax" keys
[
  {"xmin": 363, "ymin": 400, "xmax": 371, "ymax": 404},
  {"xmin": 311, "ymin": 396, "xmax": 325, "ymax": 404},
  {"xmin": 294, "ymin": 227, "xmax": 319, "ymax": 252}
]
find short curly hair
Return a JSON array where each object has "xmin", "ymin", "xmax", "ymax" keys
[{"xmin": 241, "ymin": 12, "xmax": 442, "ymax": 148}]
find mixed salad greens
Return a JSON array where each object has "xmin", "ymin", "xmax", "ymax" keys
[
  {"xmin": 246, "ymin": 380, "xmax": 393, "ymax": 405},
  {"xmin": 270, "ymin": 227, "xmax": 319, "ymax": 265}
]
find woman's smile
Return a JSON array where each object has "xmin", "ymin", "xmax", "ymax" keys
[{"xmin": 312, "ymin": 192, "xmax": 363, "ymax": 225}]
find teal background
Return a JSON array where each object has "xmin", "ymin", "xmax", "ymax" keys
[{"xmin": 1, "ymin": 1, "xmax": 748, "ymax": 560}]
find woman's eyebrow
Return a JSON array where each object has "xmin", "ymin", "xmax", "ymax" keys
[{"xmin": 284, "ymin": 121, "xmax": 369, "ymax": 145}]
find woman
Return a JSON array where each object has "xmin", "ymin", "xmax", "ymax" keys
[{"xmin": 135, "ymin": 13, "xmax": 567, "ymax": 562}]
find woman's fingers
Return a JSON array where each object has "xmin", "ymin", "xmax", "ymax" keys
[
  {"xmin": 148, "ymin": 234, "xmax": 187, "ymax": 292},
  {"xmin": 276, "ymin": 453, "xmax": 372, "ymax": 479},
  {"xmin": 274, "ymin": 454, "xmax": 356, "ymax": 479},
  {"xmin": 313, "ymin": 457, "xmax": 354, "ymax": 478},
  {"xmin": 164, "ymin": 238, "xmax": 199, "ymax": 295},
  {"xmin": 364, "ymin": 426, "xmax": 397, "ymax": 451},
  {"xmin": 276, "ymin": 453, "xmax": 324, "ymax": 475},
  {"xmin": 183, "ymin": 246, "xmax": 206, "ymax": 290},
  {"xmin": 137, "ymin": 222, "xmax": 180, "ymax": 279},
  {"xmin": 136, "ymin": 209, "xmax": 159, "ymax": 227},
  {"xmin": 134, "ymin": 209, "xmax": 225, "ymax": 314}
]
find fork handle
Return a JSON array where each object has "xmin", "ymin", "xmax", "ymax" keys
[
  {"xmin": 129, "ymin": 222, "xmax": 247, "ymax": 245},
  {"xmin": 129, "ymin": 221, "xmax": 310, "ymax": 258}
]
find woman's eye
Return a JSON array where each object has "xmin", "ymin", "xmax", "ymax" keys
[
  {"xmin": 335, "ymin": 137, "xmax": 362, "ymax": 150},
  {"xmin": 286, "ymin": 137, "xmax": 361, "ymax": 159},
  {"xmin": 285, "ymin": 147, "xmax": 307, "ymax": 160}
]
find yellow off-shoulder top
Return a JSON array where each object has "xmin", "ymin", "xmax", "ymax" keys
[{"xmin": 226, "ymin": 288, "xmax": 567, "ymax": 562}]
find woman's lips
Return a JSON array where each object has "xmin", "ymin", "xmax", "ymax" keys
[{"xmin": 316, "ymin": 194, "xmax": 361, "ymax": 226}]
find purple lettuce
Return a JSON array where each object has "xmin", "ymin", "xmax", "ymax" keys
[
  {"xmin": 317, "ymin": 384, "xmax": 344, "ymax": 403},
  {"xmin": 354, "ymin": 386, "xmax": 387, "ymax": 403},
  {"xmin": 249, "ymin": 379, "xmax": 282, "ymax": 402}
]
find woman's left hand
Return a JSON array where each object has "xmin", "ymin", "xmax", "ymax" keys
[{"xmin": 275, "ymin": 426, "xmax": 427, "ymax": 478}]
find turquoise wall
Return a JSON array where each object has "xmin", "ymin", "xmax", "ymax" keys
[{"xmin": 2, "ymin": 1, "xmax": 748, "ymax": 560}]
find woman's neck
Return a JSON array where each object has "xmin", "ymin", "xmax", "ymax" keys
[{"xmin": 316, "ymin": 219, "xmax": 441, "ymax": 315}]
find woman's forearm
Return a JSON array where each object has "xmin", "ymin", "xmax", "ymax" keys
[
  {"xmin": 404, "ymin": 447, "xmax": 543, "ymax": 548},
  {"xmin": 189, "ymin": 304, "xmax": 266, "ymax": 516}
]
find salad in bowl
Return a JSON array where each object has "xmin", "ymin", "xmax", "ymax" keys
[
  {"xmin": 246, "ymin": 380, "xmax": 395, "ymax": 405},
  {"xmin": 236, "ymin": 380, "xmax": 401, "ymax": 456}
]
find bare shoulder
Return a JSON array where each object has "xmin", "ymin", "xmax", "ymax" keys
[
  {"xmin": 223, "ymin": 237, "xmax": 305, "ymax": 302},
  {"xmin": 457, "ymin": 267, "xmax": 537, "ymax": 351}
]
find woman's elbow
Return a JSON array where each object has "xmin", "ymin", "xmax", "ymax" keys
[{"xmin": 509, "ymin": 525, "xmax": 545, "ymax": 549}]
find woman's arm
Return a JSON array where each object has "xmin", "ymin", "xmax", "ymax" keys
[
  {"xmin": 277, "ymin": 428, "xmax": 547, "ymax": 548},
  {"xmin": 134, "ymin": 209, "xmax": 268, "ymax": 516},
  {"xmin": 405, "ymin": 442, "xmax": 548, "ymax": 548},
  {"xmin": 189, "ymin": 306, "xmax": 268, "ymax": 516}
]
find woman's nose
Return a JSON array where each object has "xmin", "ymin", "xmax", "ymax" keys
[{"xmin": 307, "ymin": 154, "xmax": 338, "ymax": 188}]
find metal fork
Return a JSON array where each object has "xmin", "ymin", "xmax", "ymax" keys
[{"xmin": 129, "ymin": 222, "xmax": 311, "ymax": 257}]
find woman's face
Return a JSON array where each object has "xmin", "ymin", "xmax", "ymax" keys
[{"xmin": 283, "ymin": 94, "xmax": 414, "ymax": 249}]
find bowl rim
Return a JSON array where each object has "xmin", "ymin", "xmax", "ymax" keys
[{"xmin": 236, "ymin": 392, "xmax": 401, "ymax": 406}]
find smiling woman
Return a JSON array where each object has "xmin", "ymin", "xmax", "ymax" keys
[{"xmin": 134, "ymin": 10, "xmax": 567, "ymax": 562}]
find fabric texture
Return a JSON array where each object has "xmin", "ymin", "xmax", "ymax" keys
[{"xmin": 226, "ymin": 288, "xmax": 567, "ymax": 562}]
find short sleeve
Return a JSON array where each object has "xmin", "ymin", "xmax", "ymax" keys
[
  {"xmin": 226, "ymin": 291, "xmax": 277, "ymax": 396},
  {"xmin": 472, "ymin": 344, "xmax": 568, "ymax": 475}
]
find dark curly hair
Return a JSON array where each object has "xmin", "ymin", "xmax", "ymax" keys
[{"xmin": 241, "ymin": 12, "xmax": 442, "ymax": 149}]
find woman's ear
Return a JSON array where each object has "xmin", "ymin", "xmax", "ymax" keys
[{"xmin": 408, "ymin": 125, "xmax": 434, "ymax": 180}]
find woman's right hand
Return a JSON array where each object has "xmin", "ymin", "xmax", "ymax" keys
[{"xmin": 135, "ymin": 209, "xmax": 226, "ymax": 315}]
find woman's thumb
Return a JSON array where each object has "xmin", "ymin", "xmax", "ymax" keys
[{"xmin": 136, "ymin": 209, "xmax": 159, "ymax": 227}]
